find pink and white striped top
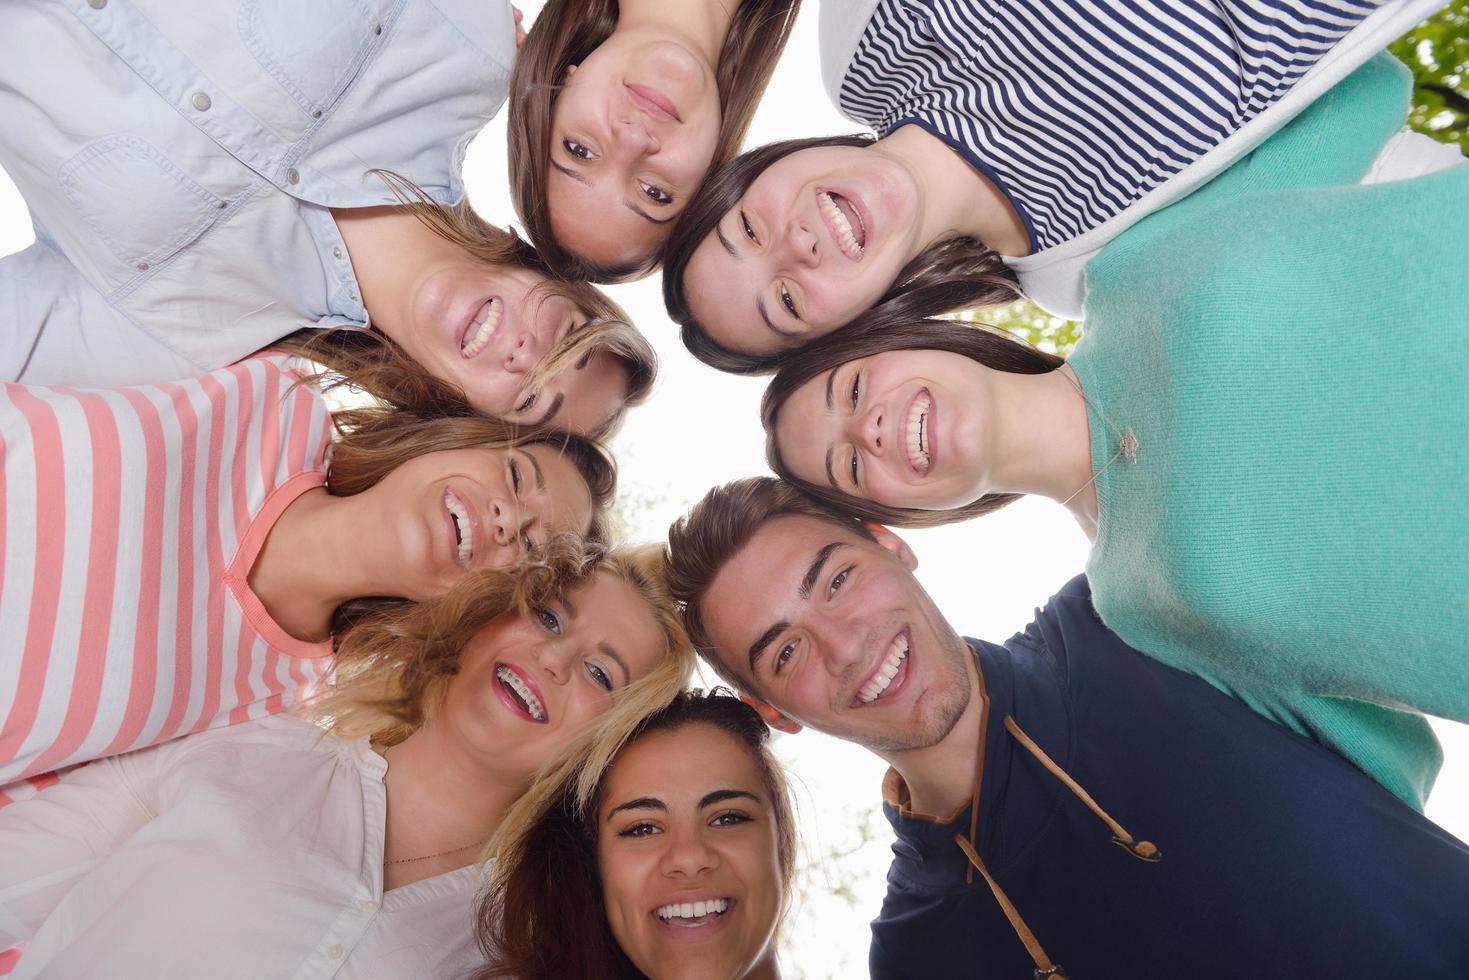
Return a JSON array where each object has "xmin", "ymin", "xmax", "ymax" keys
[{"xmin": 0, "ymin": 354, "xmax": 335, "ymax": 805}]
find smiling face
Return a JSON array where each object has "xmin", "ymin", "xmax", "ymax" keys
[
  {"xmin": 699, "ymin": 516, "xmax": 971, "ymax": 752},
  {"xmin": 395, "ymin": 257, "xmax": 631, "ymax": 435},
  {"xmin": 682, "ymin": 143, "xmax": 927, "ymax": 359},
  {"xmin": 774, "ymin": 349, "xmax": 995, "ymax": 511},
  {"xmin": 438, "ymin": 570, "xmax": 667, "ymax": 784},
  {"xmin": 369, "ymin": 443, "xmax": 596, "ymax": 601},
  {"xmin": 598, "ymin": 723, "xmax": 783, "ymax": 980},
  {"xmin": 547, "ymin": 23, "xmax": 723, "ymax": 273}
]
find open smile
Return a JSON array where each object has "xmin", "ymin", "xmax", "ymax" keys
[
  {"xmin": 817, "ymin": 189, "xmax": 867, "ymax": 261},
  {"xmin": 458, "ymin": 297, "xmax": 504, "ymax": 359},
  {"xmin": 902, "ymin": 388, "xmax": 934, "ymax": 476},
  {"xmin": 495, "ymin": 662, "xmax": 549, "ymax": 724},
  {"xmin": 854, "ymin": 629, "xmax": 911, "ymax": 707},
  {"xmin": 652, "ymin": 896, "xmax": 737, "ymax": 937},
  {"xmin": 443, "ymin": 487, "xmax": 478, "ymax": 568}
]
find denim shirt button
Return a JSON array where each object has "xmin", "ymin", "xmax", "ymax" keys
[
  {"xmin": 87, "ymin": 0, "xmax": 106, "ymax": 8},
  {"xmin": 286, "ymin": 168, "xmax": 300, "ymax": 184},
  {"xmin": 191, "ymin": 92, "xmax": 211, "ymax": 112},
  {"xmin": 332, "ymin": 246, "xmax": 342, "ymax": 259},
  {"xmin": 136, "ymin": 261, "xmax": 149, "ymax": 271}
]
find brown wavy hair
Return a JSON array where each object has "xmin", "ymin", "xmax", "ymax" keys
[
  {"xmin": 320, "ymin": 402, "xmax": 618, "ymax": 635},
  {"xmin": 761, "ymin": 315, "xmax": 1063, "ymax": 529},
  {"xmin": 475, "ymin": 689, "xmax": 797, "ymax": 980},
  {"xmin": 507, "ymin": 0, "xmax": 801, "ymax": 284},
  {"xmin": 661, "ymin": 135, "xmax": 1023, "ymax": 374},
  {"xmin": 274, "ymin": 171, "xmax": 656, "ymax": 439}
]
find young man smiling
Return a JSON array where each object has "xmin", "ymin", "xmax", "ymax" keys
[{"xmin": 666, "ymin": 477, "xmax": 1469, "ymax": 979}]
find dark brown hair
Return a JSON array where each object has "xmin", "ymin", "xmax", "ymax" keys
[
  {"xmin": 507, "ymin": 0, "xmax": 801, "ymax": 284},
  {"xmin": 476, "ymin": 688, "xmax": 797, "ymax": 980},
  {"xmin": 274, "ymin": 171, "xmax": 656, "ymax": 439},
  {"xmin": 661, "ymin": 136, "xmax": 1023, "ymax": 374},
  {"xmin": 664, "ymin": 477, "xmax": 874, "ymax": 686},
  {"xmin": 761, "ymin": 315, "xmax": 1063, "ymax": 528}
]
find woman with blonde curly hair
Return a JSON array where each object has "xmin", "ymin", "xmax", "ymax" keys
[
  {"xmin": 0, "ymin": 347, "xmax": 614, "ymax": 806},
  {"xmin": 0, "ymin": 542, "xmax": 694, "ymax": 979}
]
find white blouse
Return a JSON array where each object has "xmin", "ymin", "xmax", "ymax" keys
[{"xmin": 0, "ymin": 713, "xmax": 487, "ymax": 980}]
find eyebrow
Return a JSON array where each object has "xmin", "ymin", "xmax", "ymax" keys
[
  {"xmin": 746, "ymin": 541, "xmax": 844, "ymax": 675},
  {"xmin": 518, "ymin": 450, "xmax": 546, "ymax": 491},
  {"xmin": 550, "ymin": 161, "xmax": 672, "ymax": 226},
  {"xmin": 599, "ymin": 641, "xmax": 630, "ymax": 685},
  {"xmin": 605, "ymin": 789, "xmax": 762, "ymax": 822},
  {"xmin": 608, "ymin": 796, "xmax": 665, "ymax": 819},
  {"xmin": 529, "ymin": 393, "xmax": 565, "ymax": 429},
  {"xmin": 700, "ymin": 789, "xmax": 760, "ymax": 808}
]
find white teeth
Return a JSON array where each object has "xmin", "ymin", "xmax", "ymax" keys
[
  {"xmin": 818, "ymin": 191, "xmax": 864, "ymax": 259},
  {"xmin": 444, "ymin": 489, "xmax": 474, "ymax": 566},
  {"xmin": 655, "ymin": 898, "xmax": 731, "ymax": 923},
  {"xmin": 906, "ymin": 391, "xmax": 931, "ymax": 473},
  {"xmin": 460, "ymin": 297, "xmax": 503, "ymax": 358},
  {"xmin": 859, "ymin": 633, "xmax": 909, "ymax": 704},
  {"xmin": 495, "ymin": 666, "xmax": 546, "ymax": 722}
]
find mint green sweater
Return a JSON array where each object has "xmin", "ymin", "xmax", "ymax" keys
[{"xmin": 1069, "ymin": 54, "xmax": 1468, "ymax": 811}]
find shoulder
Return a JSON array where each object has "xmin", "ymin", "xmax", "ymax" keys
[{"xmin": 820, "ymin": 0, "xmax": 884, "ymax": 105}]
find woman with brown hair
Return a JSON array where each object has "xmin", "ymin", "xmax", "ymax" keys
[
  {"xmin": 0, "ymin": 347, "xmax": 615, "ymax": 805},
  {"xmin": 0, "ymin": 541, "xmax": 695, "ymax": 979},
  {"xmin": 506, "ymin": 0, "xmax": 800, "ymax": 284},
  {"xmin": 480, "ymin": 688, "xmax": 797, "ymax": 980}
]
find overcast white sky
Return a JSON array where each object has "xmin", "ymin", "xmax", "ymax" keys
[{"xmin": 0, "ymin": 4, "xmax": 1462, "ymax": 977}]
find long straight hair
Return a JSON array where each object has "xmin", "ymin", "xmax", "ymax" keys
[
  {"xmin": 662, "ymin": 135, "xmax": 1023, "ymax": 374},
  {"xmin": 274, "ymin": 171, "xmax": 656, "ymax": 439},
  {"xmin": 507, "ymin": 0, "xmax": 801, "ymax": 283},
  {"xmin": 762, "ymin": 315, "xmax": 1063, "ymax": 528},
  {"xmin": 476, "ymin": 690, "xmax": 797, "ymax": 980}
]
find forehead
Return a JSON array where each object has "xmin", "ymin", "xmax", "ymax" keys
[
  {"xmin": 775, "ymin": 373, "xmax": 840, "ymax": 487},
  {"xmin": 685, "ymin": 228, "xmax": 779, "ymax": 359},
  {"xmin": 601, "ymin": 723, "xmax": 763, "ymax": 815},
  {"xmin": 522, "ymin": 443, "xmax": 595, "ymax": 524},
  {"xmin": 546, "ymin": 168, "xmax": 664, "ymax": 269},
  {"xmin": 544, "ymin": 349, "xmax": 631, "ymax": 436}
]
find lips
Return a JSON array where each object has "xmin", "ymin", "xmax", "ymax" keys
[
  {"xmin": 495, "ymin": 663, "xmax": 549, "ymax": 724},
  {"xmin": 854, "ymin": 630, "xmax": 911, "ymax": 706},
  {"xmin": 817, "ymin": 189, "xmax": 867, "ymax": 261},
  {"xmin": 903, "ymin": 388, "xmax": 934, "ymax": 476},
  {"xmin": 459, "ymin": 297, "xmax": 503, "ymax": 359},
  {"xmin": 626, "ymin": 83, "xmax": 681, "ymax": 122},
  {"xmin": 651, "ymin": 894, "xmax": 737, "ymax": 938}
]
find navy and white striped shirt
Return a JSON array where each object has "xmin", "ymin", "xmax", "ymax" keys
[{"xmin": 836, "ymin": 0, "xmax": 1383, "ymax": 252}]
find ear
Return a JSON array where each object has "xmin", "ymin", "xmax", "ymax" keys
[
  {"xmin": 740, "ymin": 695, "xmax": 803, "ymax": 735},
  {"xmin": 563, "ymin": 63, "xmax": 578, "ymax": 81},
  {"xmin": 865, "ymin": 522, "xmax": 918, "ymax": 571}
]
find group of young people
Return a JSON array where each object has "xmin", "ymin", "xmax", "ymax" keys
[{"xmin": 0, "ymin": 0, "xmax": 1464, "ymax": 977}]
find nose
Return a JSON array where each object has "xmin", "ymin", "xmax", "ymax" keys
[
  {"xmin": 487, "ymin": 496, "xmax": 524, "ymax": 551},
  {"xmin": 784, "ymin": 213, "xmax": 820, "ymax": 268},
  {"xmin": 659, "ymin": 824, "xmax": 719, "ymax": 878},
  {"xmin": 533, "ymin": 636, "xmax": 574, "ymax": 685},
  {"xmin": 849, "ymin": 402, "xmax": 884, "ymax": 456},
  {"xmin": 810, "ymin": 619, "xmax": 868, "ymax": 677},
  {"xmin": 502, "ymin": 328, "xmax": 545, "ymax": 374},
  {"xmin": 612, "ymin": 116, "xmax": 660, "ymax": 160}
]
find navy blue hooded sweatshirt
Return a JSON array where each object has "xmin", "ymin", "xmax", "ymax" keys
[{"xmin": 870, "ymin": 576, "xmax": 1469, "ymax": 978}]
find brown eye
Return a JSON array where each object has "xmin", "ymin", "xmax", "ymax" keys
[
  {"xmin": 739, "ymin": 210, "xmax": 757, "ymax": 243},
  {"xmin": 562, "ymin": 139, "xmax": 593, "ymax": 160}
]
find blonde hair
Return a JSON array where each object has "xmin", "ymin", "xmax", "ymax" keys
[{"xmin": 276, "ymin": 171, "xmax": 657, "ymax": 439}]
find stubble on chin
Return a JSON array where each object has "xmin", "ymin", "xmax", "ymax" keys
[{"xmin": 845, "ymin": 619, "xmax": 973, "ymax": 755}]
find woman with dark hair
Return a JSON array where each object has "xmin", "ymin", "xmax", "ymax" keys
[
  {"xmin": 761, "ymin": 57, "xmax": 1469, "ymax": 812},
  {"xmin": 506, "ymin": 0, "xmax": 800, "ymax": 284},
  {"xmin": 0, "ymin": 4, "xmax": 655, "ymax": 438},
  {"xmin": 661, "ymin": 0, "xmax": 1453, "ymax": 373},
  {"xmin": 0, "ymin": 348, "xmax": 616, "ymax": 805},
  {"xmin": 480, "ymin": 689, "xmax": 797, "ymax": 980},
  {"xmin": 0, "ymin": 542, "xmax": 695, "ymax": 978}
]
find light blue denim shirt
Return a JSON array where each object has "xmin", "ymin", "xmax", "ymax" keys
[{"xmin": 0, "ymin": 0, "xmax": 515, "ymax": 385}]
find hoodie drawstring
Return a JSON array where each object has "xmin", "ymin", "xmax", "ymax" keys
[{"xmin": 952, "ymin": 713, "xmax": 1162, "ymax": 979}]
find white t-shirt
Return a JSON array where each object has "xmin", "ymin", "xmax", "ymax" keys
[{"xmin": 0, "ymin": 713, "xmax": 486, "ymax": 980}]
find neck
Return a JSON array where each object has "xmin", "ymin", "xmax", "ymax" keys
[
  {"xmin": 876, "ymin": 124, "xmax": 1031, "ymax": 258},
  {"xmin": 248, "ymin": 487, "xmax": 410, "ymax": 642},
  {"xmin": 331, "ymin": 205, "xmax": 453, "ymax": 346},
  {"xmin": 980, "ymin": 365, "xmax": 1096, "ymax": 524},
  {"xmin": 617, "ymin": 0, "xmax": 736, "ymax": 63},
  {"xmin": 884, "ymin": 650, "xmax": 985, "ymax": 818},
  {"xmin": 380, "ymin": 720, "xmax": 524, "ymax": 886},
  {"xmin": 743, "ymin": 951, "xmax": 782, "ymax": 980}
]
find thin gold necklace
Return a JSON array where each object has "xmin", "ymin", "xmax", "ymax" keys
[
  {"xmin": 384, "ymin": 836, "xmax": 491, "ymax": 866},
  {"xmin": 1057, "ymin": 368, "xmax": 1139, "ymax": 510}
]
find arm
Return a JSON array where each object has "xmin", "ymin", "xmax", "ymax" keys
[{"xmin": 0, "ymin": 751, "xmax": 160, "ymax": 945}]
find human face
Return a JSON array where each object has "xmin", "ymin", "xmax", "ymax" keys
[
  {"xmin": 369, "ymin": 443, "xmax": 595, "ymax": 601},
  {"xmin": 682, "ymin": 144, "xmax": 926, "ymax": 358},
  {"xmin": 700, "ymin": 517, "xmax": 970, "ymax": 752},
  {"xmin": 399, "ymin": 258, "xmax": 631, "ymax": 435},
  {"xmin": 775, "ymin": 349, "xmax": 993, "ymax": 511},
  {"xmin": 599, "ymin": 724, "xmax": 783, "ymax": 980},
  {"xmin": 547, "ymin": 24, "xmax": 723, "ymax": 271},
  {"xmin": 437, "ymin": 570, "xmax": 667, "ymax": 783}
]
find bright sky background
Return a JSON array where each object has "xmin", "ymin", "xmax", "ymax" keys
[{"xmin": 0, "ymin": 4, "xmax": 1463, "ymax": 978}]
